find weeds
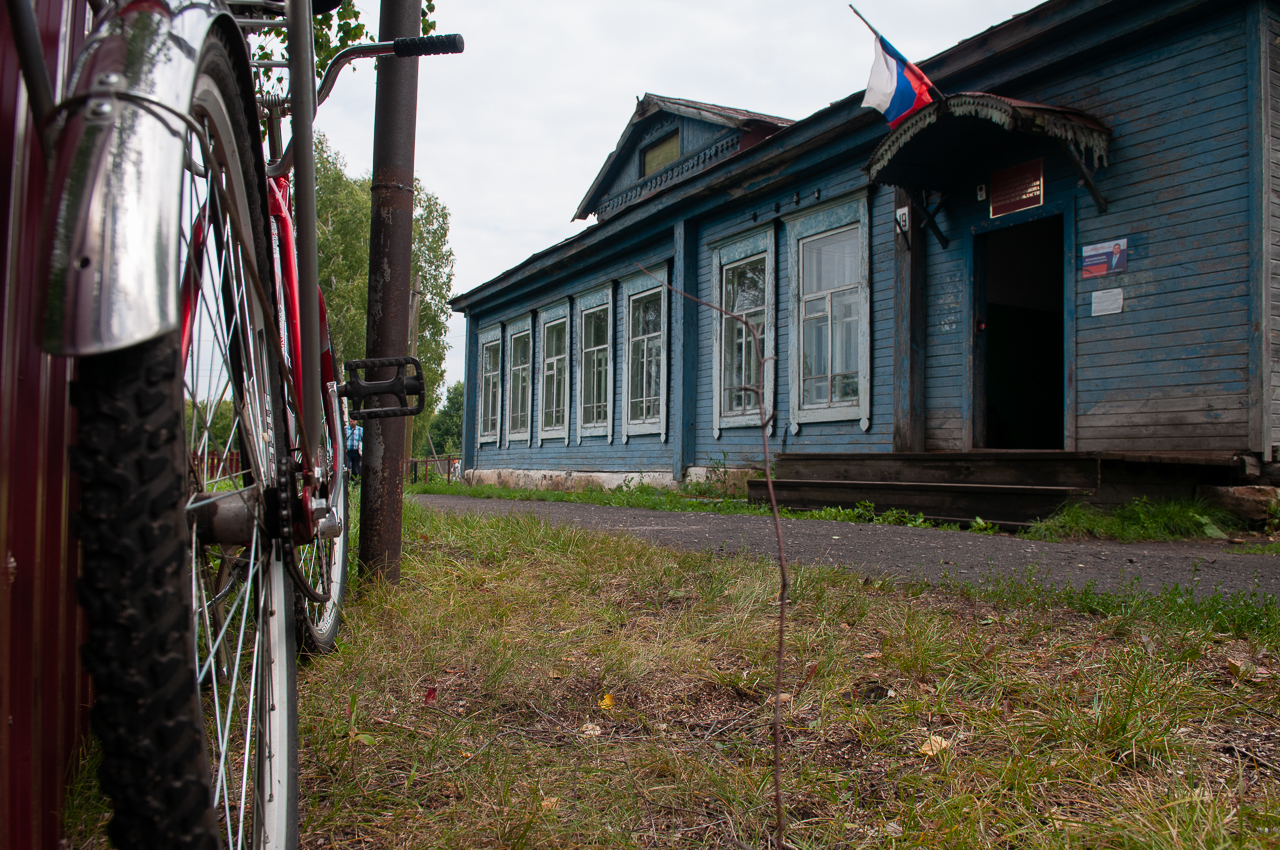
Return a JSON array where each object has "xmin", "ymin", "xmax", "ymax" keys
[{"xmin": 1022, "ymin": 497, "xmax": 1238, "ymax": 543}]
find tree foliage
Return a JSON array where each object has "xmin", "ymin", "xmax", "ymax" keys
[
  {"xmin": 313, "ymin": 134, "xmax": 456, "ymax": 456},
  {"xmin": 250, "ymin": 0, "xmax": 436, "ymax": 96},
  {"xmin": 427, "ymin": 381, "xmax": 464, "ymax": 455}
]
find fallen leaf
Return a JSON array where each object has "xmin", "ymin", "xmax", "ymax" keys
[
  {"xmin": 1228, "ymin": 658, "xmax": 1251, "ymax": 679},
  {"xmin": 541, "ymin": 797, "xmax": 560, "ymax": 810},
  {"xmin": 599, "ymin": 693, "xmax": 615, "ymax": 709},
  {"xmin": 581, "ymin": 722, "xmax": 602, "ymax": 737},
  {"xmin": 766, "ymin": 692, "xmax": 792, "ymax": 705},
  {"xmin": 423, "ymin": 687, "xmax": 437, "ymax": 705},
  {"xmin": 863, "ymin": 651, "xmax": 883, "ymax": 659},
  {"xmin": 920, "ymin": 735, "xmax": 950, "ymax": 757}
]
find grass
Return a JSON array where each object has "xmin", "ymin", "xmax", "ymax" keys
[
  {"xmin": 411, "ymin": 478, "xmax": 1261, "ymax": 545},
  {"xmin": 66, "ymin": 502, "xmax": 1280, "ymax": 848}
]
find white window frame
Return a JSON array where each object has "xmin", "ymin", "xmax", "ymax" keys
[
  {"xmin": 477, "ymin": 325, "xmax": 502, "ymax": 444},
  {"xmin": 784, "ymin": 193, "xmax": 871, "ymax": 433},
  {"xmin": 504, "ymin": 314, "xmax": 533, "ymax": 446},
  {"xmin": 711, "ymin": 226, "xmax": 774, "ymax": 438},
  {"xmin": 575, "ymin": 284, "xmax": 614, "ymax": 444},
  {"xmin": 621, "ymin": 263, "xmax": 668, "ymax": 442},
  {"xmin": 537, "ymin": 300, "xmax": 571, "ymax": 446}
]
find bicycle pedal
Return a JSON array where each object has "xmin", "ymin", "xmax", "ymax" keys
[{"xmin": 339, "ymin": 356, "xmax": 426, "ymax": 419}]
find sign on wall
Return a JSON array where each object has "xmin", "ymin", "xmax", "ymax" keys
[
  {"xmin": 990, "ymin": 159, "xmax": 1043, "ymax": 217},
  {"xmin": 1081, "ymin": 237, "xmax": 1128, "ymax": 278}
]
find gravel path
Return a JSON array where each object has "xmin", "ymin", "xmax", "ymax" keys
[{"xmin": 411, "ymin": 494, "xmax": 1280, "ymax": 598}]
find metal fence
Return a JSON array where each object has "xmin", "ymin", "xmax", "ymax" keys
[{"xmin": 405, "ymin": 455, "xmax": 460, "ymax": 484}]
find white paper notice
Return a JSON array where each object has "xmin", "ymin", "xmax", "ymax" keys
[{"xmin": 1092, "ymin": 287, "xmax": 1123, "ymax": 316}]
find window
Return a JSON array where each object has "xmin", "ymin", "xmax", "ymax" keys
[
  {"xmin": 629, "ymin": 291, "xmax": 662, "ymax": 423},
  {"xmin": 479, "ymin": 340, "xmax": 500, "ymax": 440},
  {"xmin": 621, "ymin": 265, "xmax": 667, "ymax": 441},
  {"xmin": 642, "ymin": 132, "xmax": 679, "ymax": 177},
  {"xmin": 721, "ymin": 257, "xmax": 766, "ymax": 414},
  {"xmin": 581, "ymin": 307, "xmax": 609, "ymax": 426},
  {"xmin": 542, "ymin": 320, "xmax": 567, "ymax": 431},
  {"xmin": 575, "ymin": 286, "xmax": 613, "ymax": 443},
  {"xmin": 712, "ymin": 227, "xmax": 774, "ymax": 437},
  {"xmin": 800, "ymin": 227, "xmax": 860, "ymax": 407},
  {"xmin": 508, "ymin": 330, "xmax": 531, "ymax": 436},
  {"xmin": 784, "ymin": 193, "xmax": 871, "ymax": 431}
]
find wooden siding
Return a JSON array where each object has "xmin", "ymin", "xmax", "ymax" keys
[
  {"xmin": 1269, "ymin": 6, "xmax": 1280, "ymax": 456},
  {"xmin": 461, "ymin": 0, "xmax": 1266, "ymax": 476},
  {"xmin": 600, "ymin": 116, "xmax": 736, "ymax": 203}
]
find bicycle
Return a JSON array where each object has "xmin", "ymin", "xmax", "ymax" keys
[{"xmin": 4, "ymin": 0, "xmax": 461, "ymax": 845}]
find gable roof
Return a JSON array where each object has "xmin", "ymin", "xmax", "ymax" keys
[{"xmin": 572, "ymin": 93, "xmax": 794, "ymax": 221}]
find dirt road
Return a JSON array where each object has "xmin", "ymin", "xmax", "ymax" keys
[{"xmin": 411, "ymin": 494, "xmax": 1280, "ymax": 598}]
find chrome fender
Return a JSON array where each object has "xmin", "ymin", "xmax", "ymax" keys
[{"xmin": 42, "ymin": 1, "xmax": 239, "ymax": 356}]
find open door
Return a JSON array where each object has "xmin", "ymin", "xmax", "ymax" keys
[{"xmin": 975, "ymin": 216, "xmax": 1064, "ymax": 449}]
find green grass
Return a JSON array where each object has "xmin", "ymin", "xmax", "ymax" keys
[
  {"xmin": 411, "ymin": 480, "xmax": 1259, "ymax": 545},
  {"xmin": 63, "ymin": 504, "xmax": 1280, "ymax": 848},
  {"xmin": 1021, "ymin": 497, "xmax": 1239, "ymax": 543}
]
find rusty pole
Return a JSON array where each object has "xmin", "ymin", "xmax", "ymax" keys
[{"xmin": 359, "ymin": 0, "xmax": 421, "ymax": 582}]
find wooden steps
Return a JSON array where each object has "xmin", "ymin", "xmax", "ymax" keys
[{"xmin": 748, "ymin": 452, "xmax": 1102, "ymax": 525}]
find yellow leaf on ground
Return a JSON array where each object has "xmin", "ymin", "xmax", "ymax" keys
[
  {"xmin": 599, "ymin": 693, "xmax": 614, "ymax": 709},
  {"xmin": 920, "ymin": 735, "xmax": 950, "ymax": 757},
  {"xmin": 541, "ymin": 797, "xmax": 560, "ymax": 810}
]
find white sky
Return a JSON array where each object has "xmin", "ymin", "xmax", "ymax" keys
[{"xmin": 312, "ymin": 0, "xmax": 1038, "ymax": 393}]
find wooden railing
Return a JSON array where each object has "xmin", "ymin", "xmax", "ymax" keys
[{"xmin": 405, "ymin": 454, "xmax": 460, "ymax": 484}]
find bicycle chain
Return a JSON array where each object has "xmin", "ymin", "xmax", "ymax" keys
[{"xmin": 276, "ymin": 454, "xmax": 332, "ymax": 604}]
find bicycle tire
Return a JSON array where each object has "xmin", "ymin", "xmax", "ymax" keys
[{"xmin": 72, "ymin": 30, "xmax": 298, "ymax": 850}]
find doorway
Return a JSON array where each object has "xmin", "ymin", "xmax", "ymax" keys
[{"xmin": 975, "ymin": 216, "xmax": 1064, "ymax": 450}]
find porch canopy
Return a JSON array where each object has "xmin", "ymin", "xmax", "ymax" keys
[{"xmin": 866, "ymin": 93, "xmax": 1111, "ymax": 210}]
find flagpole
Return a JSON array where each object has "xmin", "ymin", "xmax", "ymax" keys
[
  {"xmin": 848, "ymin": 4, "xmax": 882, "ymax": 39},
  {"xmin": 848, "ymin": 4, "xmax": 946, "ymax": 104}
]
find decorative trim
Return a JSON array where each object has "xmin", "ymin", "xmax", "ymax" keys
[
  {"xmin": 503, "ymin": 314, "xmax": 533, "ymax": 448},
  {"xmin": 620, "ymin": 263, "xmax": 669, "ymax": 443},
  {"xmin": 575, "ymin": 284, "xmax": 614, "ymax": 445},
  {"xmin": 784, "ymin": 191, "xmax": 872, "ymax": 428},
  {"xmin": 597, "ymin": 135, "xmax": 741, "ymax": 220},
  {"xmin": 536, "ymin": 299, "xmax": 571, "ymax": 446},
  {"xmin": 711, "ymin": 226, "xmax": 775, "ymax": 438},
  {"xmin": 476, "ymin": 324, "xmax": 502, "ymax": 445}
]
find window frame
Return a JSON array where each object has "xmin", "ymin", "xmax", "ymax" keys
[
  {"xmin": 641, "ymin": 130, "xmax": 680, "ymax": 177},
  {"xmin": 711, "ymin": 226, "xmax": 775, "ymax": 438},
  {"xmin": 477, "ymin": 325, "xmax": 502, "ymax": 445},
  {"xmin": 537, "ymin": 300, "xmax": 571, "ymax": 445},
  {"xmin": 783, "ymin": 192, "xmax": 872, "ymax": 432},
  {"xmin": 620, "ymin": 264, "xmax": 668, "ymax": 443},
  {"xmin": 503, "ymin": 314, "xmax": 533, "ymax": 446},
  {"xmin": 575, "ymin": 284, "xmax": 614, "ymax": 444}
]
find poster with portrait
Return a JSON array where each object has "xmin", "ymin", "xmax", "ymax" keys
[{"xmin": 1082, "ymin": 238, "xmax": 1127, "ymax": 278}]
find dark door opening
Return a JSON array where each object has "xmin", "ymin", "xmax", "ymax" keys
[{"xmin": 976, "ymin": 216, "xmax": 1064, "ymax": 450}]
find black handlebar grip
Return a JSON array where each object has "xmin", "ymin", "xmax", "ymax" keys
[{"xmin": 392, "ymin": 34, "xmax": 465, "ymax": 57}]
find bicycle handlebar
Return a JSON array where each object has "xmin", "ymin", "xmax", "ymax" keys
[{"xmin": 392, "ymin": 34, "xmax": 465, "ymax": 57}]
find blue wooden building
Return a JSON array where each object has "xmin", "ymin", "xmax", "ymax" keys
[{"xmin": 450, "ymin": 0, "xmax": 1280, "ymax": 521}]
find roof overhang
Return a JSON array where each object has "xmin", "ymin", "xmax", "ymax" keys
[{"xmin": 866, "ymin": 93, "xmax": 1110, "ymax": 195}]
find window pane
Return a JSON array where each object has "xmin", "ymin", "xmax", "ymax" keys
[
  {"xmin": 802, "ymin": 315, "xmax": 828, "ymax": 380},
  {"xmin": 831, "ymin": 290, "xmax": 859, "ymax": 402},
  {"xmin": 803, "ymin": 377, "xmax": 828, "ymax": 406},
  {"xmin": 723, "ymin": 257, "xmax": 765, "ymax": 314},
  {"xmin": 512, "ymin": 333, "xmax": 530, "ymax": 367},
  {"xmin": 801, "ymin": 227, "xmax": 858, "ymax": 296},
  {"xmin": 483, "ymin": 342, "xmax": 499, "ymax": 373},
  {"xmin": 584, "ymin": 308, "xmax": 607, "ymax": 349},
  {"xmin": 642, "ymin": 132, "xmax": 679, "ymax": 177},
  {"xmin": 722, "ymin": 316, "xmax": 742, "ymax": 412},
  {"xmin": 630, "ymin": 339, "xmax": 645, "ymax": 421},
  {"xmin": 633, "ymin": 292, "xmax": 661, "ymax": 336},
  {"xmin": 546, "ymin": 321, "xmax": 566, "ymax": 358}
]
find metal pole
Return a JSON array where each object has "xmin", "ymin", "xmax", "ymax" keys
[{"xmin": 359, "ymin": 0, "xmax": 421, "ymax": 581}]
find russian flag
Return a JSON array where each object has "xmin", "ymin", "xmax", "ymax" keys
[{"xmin": 862, "ymin": 36, "xmax": 934, "ymax": 128}]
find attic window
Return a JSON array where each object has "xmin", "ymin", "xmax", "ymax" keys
[{"xmin": 641, "ymin": 132, "xmax": 680, "ymax": 177}]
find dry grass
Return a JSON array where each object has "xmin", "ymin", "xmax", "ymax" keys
[
  {"xmin": 293, "ymin": 503, "xmax": 1280, "ymax": 848},
  {"xmin": 62, "ymin": 501, "xmax": 1280, "ymax": 848}
]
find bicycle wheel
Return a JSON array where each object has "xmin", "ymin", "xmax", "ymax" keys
[
  {"xmin": 72, "ymin": 30, "xmax": 297, "ymax": 850},
  {"xmin": 295, "ymin": 332, "xmax": 350, "ymax": 654}
]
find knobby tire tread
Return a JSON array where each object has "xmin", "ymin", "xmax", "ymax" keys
[{"xmin": 72, "ymin": 335, "xmax": 219, "ymax": 850}]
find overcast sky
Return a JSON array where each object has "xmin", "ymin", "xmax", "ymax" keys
[{"xmin": 311, "ymin": 0, "xmax": 1038, "ymax": 394}]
